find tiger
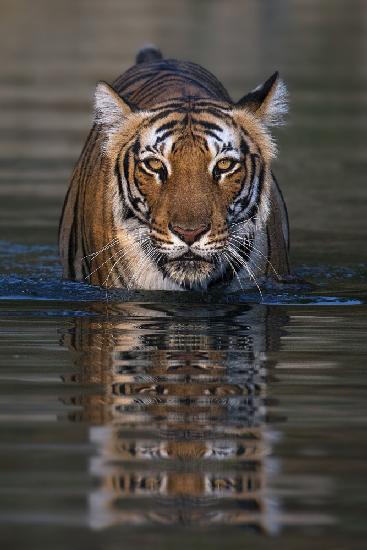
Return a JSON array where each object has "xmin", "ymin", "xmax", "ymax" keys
[{"xmin": 59, "ymin": 45, "xmax": 290, "ymax": 290}]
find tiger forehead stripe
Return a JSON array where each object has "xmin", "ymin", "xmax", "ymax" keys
[
  {"xmin": 221, "ymin": 144, "xmax": 236, "ymax": 152},
  {"xmin": 149, "ymin": 108, "xmax": 186, "ymax": 125},
  {"xmin": 155, "ymin": 131, "xmax": 175, "ymax": 145},
  {"xmin": 156, "ymin": 119, "xmax": 182, "ymax": 133},
  {"xmin": 190, "ymin": 119, "xmax": 224, "ymax": 133},
  {"xmin": 144, "ymin": 111, "xmax": 231, "ymax": 149}
]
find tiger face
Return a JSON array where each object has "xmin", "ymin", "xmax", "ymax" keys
[
  {"xmin": 126, "ymin": 116, "xmax": 258, "ymax": 286},
  {"xmin": 91, "ymin": 72, "xmax": 288, "ymax": 290}
]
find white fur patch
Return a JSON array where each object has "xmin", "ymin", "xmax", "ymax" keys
[
  {"xmin": 94, "ymin": 81, "xmax": 131, "ymax": 128},
  {"xmin": 264, "ymin": 79, "xmax": 288, "ymax": 127}
]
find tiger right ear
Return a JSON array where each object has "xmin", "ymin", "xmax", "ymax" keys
[
  {"xmin": 236, "ymin": 72, "xmax": 288, "ymax": 126},
  {"xmin": 94, "ymin": 81, "xmax": 133, "ymax": 128}
]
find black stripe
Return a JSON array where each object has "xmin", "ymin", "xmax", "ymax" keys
[
  {"xmin": 122, "ymin": 148, "xmax": 141, "ymax": 211},
  {"xmin": 177, "ymin": 73, "xmax": 224, "ymax": 99},
  {"xmin": 240, "ymin": 137, "xmax": 249, "ymax": 156},
  {"xmin": 239, "ymin": 154, "xmax": 258, "ymax": 209},
  {"xmin": 156, "ymin": 119, "xmax": 181, "ymax": 133},
  {"xmin": 132, "ymin": 137, "xmax": 140, "ymax": 155},
  {"xmin": 68, "ymin": 217, "xmax": 76, "ymax": 278},
  {"xmin": 193, "ymin": 99, "xmax": 231, "ymax": 109},
  {"xmin": 168, "ymin": 63, "xmax": 221, "ymax": 88},
  {"xmin": 122, "ymin": 148, "xmax": 130, "ymax": 183},
  {"xmin": 59, "ymin": 127, "xmax": 96, "ymax": 243},
  {"xmin": 249, "ymin": 153, "xmax": 257, "ymax": 184},
  {"xmin": 191, "ymin": 107, "xmax": 233, "ymax": 122},
  {"xmin": 266, "ymin": 226, "xmax": 272, "ymax": 276},
  {"xmin": 119, "ymin": 148, "xmax": 150, "ymax": 219},
  {"xmin": 169, "ymin": 63, "xmax": 231, "ymax": 99},
  {"xmin": 149, "ymin": 108, "xmax": 186, "ymax": 125},
  {"xmin": 229, "ymin": 166, "xmax": 242, "ymax": 177},
  {"xmin": 115, "ymin": 161, "xmax": 124, "ymax": 199},
  {"xmin": 115, "ymin": 69, "xmax": 160, "ymax": 92},
  {"xmin": 272, "ymin": 170, "xmax": 290, "ymax": 251},
  {"xmin": 148, "ymin": 101, "xmax": 189, "ymax": 112},
  {"xmin": 199, "ymin": 130, "xmax": 222, "ymax": 141},
  {"xmin": 67, "ymin": 181, "xmax": 82, "ymax": 279},
  {"xmin": 115, "ymin": 60, "xmax": 232, "ymax": 107},
  {"xmin": 191, "ymin": 119, "xmax": 223, "ymax": 132},
  {"xmin": 123, "ymin": 61, "xmax": 228, "ymax": 99},
  {"xmin": 247, "ymin": 166, "xmax": 265, "ymax": 219},
  {"xmin": 133, "ymin": 75, "xmax": 190, "ymax": 103},
  {"xmin": 133, "ymin": 76, "xmax": 189, "ymax": 103},
  {"xmin": 229, "ymin": 153, "xmax": 258, "ymax": 215},
  {"xmin": 154, "ymin": 130, "xmax": 174, "ymax": 145},
  {"xmin": 144, "ymin": 144, "xmax": 159, "ymax": 154},
  {"xmin": 58, "ymin": 182, "xmax": 72, "ymax": 241},
  {"xmin": 131, "ymin": 71, "xmax": 173, "ymax": 95}
]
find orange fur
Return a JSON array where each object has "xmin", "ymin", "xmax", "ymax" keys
[{"xmin": 59, "ymin": 49, "xmax": 289, "ymax": 290}]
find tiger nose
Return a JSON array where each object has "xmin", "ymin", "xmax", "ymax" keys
[{"xmin": 169, "ymin": 223, "xmax": 210, "ymax": 245}]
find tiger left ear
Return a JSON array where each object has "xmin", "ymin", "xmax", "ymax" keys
[
  {"xmin": 94, "ymin": 81, "xmax": 133, "ymax": 128},
  {"xmin": 236, "ymin": 72, "xmax": 288, "ymax": 126}
]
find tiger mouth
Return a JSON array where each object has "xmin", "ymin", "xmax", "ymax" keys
[
  {"xmin": 159, "ymin": 251, "xmax": 214, "ymax": 266},
  {"xmin": 172, "ymin": 252, "xmax": 212, "ymax": 263}
]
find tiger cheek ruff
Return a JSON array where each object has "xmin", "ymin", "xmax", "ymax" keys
[{"xmin": 59, "ymin": 46, "xmax": 290, "ymax": 291}]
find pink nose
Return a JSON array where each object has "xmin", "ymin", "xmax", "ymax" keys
[{"xmin": 169, "ymin": 223, "xmax": 210, "ymax": 245}]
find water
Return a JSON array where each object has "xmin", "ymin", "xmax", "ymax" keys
[{"xmin": 0, "ymin": 0, "xmax": 367, "ymax": 548}]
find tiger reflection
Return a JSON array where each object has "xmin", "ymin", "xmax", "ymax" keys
[{"xmin": 62, "ymin": 300, "xmax": 287, "ymax": 531}]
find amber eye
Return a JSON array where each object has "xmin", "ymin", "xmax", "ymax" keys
[
  {"xmin": 144, "ymin": 157, "xmax": 164, "ymax": 172},
  {"xmin": 215, "ymin": 158, "xmax": 237, "ymax": 172}
]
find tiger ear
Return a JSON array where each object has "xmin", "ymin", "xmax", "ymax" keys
[
  {"xmin": 236, "ymin": 72, "xmax": 288, "ymax": 126},
  {"xmin": 94, "ymin": 81, "xmax": 133, "ymax": 128}
]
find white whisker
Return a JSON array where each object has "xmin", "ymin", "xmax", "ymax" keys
[
  {"xmin": 228, "ymin": 233, "xmax": 280, "ymax": 281},
  {"xmin": 82, "ymin": 237, "xmax": 119, "ymax": 261},
  {"xmin": 222, "ymin": 251, "xmax": 244, "ymax": 291},
  {"xmin": 226, "ymin": 244, "xmax": 263, "ymax": 301},
  {"xmin": 84, "ymin": 248, "xmax": 123, "ymax": 280}
]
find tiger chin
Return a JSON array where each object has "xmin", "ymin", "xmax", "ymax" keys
[{"xmin": 59, "ymin": 45, "xmax": 290, "ymax": 291}]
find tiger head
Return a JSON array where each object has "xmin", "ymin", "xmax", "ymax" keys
[{"xmin": 94, "ymin": 73, "xmax": 287, "ymax": 289}]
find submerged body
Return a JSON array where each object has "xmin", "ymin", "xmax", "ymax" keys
[{"xmin": 59, "ymin": 46, "xmax": 289, "ymax": 290}]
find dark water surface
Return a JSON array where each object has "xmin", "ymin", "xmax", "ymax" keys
[{"xmin": 1, "ymin": 0, "xmax": 367, "ymax": 549}]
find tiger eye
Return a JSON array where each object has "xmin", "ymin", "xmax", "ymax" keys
[
  {"xmin": 145, "ymin": 157, "xmax": 163, "ymax": 171},
  {"xmin": 216, "ymin": 158, "xmax": 235, "ymax": 171}
]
